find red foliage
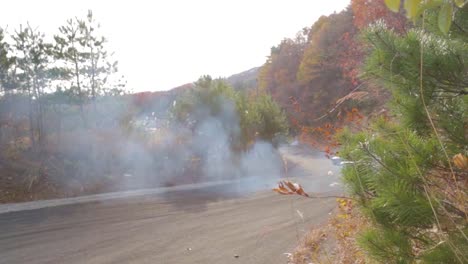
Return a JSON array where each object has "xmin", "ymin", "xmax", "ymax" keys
[
  {"xmin": 291, "ymin": 91, "xmax": 364, "ymax": 156},
  {"xmin": 339, "ymin": 31, "xmax": 363, "ymax": 87},
  {"xmin": 351, "ymin": 0, "xmax": 407, "ymax": 31}
]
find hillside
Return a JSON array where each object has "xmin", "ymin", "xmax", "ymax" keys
[
  {"xmin": 129, "ymin": 67, "xmax": 260, "ymax": 116},
  {"xmin": 226, "ymin": 67, "xmax": 259, "ymax": 91}
]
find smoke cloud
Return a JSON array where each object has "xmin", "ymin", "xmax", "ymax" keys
[{"xmin": 0, "ymin": 89, "xmax": 285, "ymax": 205}]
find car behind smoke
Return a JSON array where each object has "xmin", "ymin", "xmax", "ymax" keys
[{"xmin": 331, "ymin": 156, "xmax": 354, "ymax": 166}]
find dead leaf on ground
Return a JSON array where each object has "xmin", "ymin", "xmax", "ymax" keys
[
  {"xmin": 453, "ymin": 153, "xmax": 467, "ymax": 170},
  {"xmin": 273, "ymin": 180, "xmax": 309, "ymax": 197}
]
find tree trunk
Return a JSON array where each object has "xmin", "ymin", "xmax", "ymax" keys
[
  {"xmin": 73, "ymin": 54, "xmax": 87, "ymax": 128},
  {"xmin": 28, "ymin": 87, "xmax": 36, "ymax": 151},
  {"xmin": 32, "ymin": 75, "xmax": 44, "ymax": 150}
]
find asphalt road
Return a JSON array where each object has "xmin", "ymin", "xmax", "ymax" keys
[{"xmin": 0, "ymin": 145, "xmax": 342, "ymax": 264}]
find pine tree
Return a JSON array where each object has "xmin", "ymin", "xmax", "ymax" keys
[
  {"xmin": 53, "ymin": 17, "xmax": 88, "ymax": 118},
  {"xmin": 338, "ymin": 4, "xmax": 468, "ymax": 264},
  {"xmin": 53, "ymin": 10, "xmax": 124, "ymax": 127},
  {"xmin": 0, "ymin": 27, "xmax": 15, "ymax": 93},
  {"xmin": 172, "ymin": 76, "xmax": 288, "ymax": 150},
  {"xmin": 11, "ymin": 25, "xmax": 53, "ymax": 149},
  {"xmin": 79, "ymin": 10, "xmax": 121, "ymax": 99}
]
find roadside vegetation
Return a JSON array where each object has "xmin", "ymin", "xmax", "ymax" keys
[
  {"xmin": 172, "ymin": 75, "xmax": 288, "ymax": 151},
  {"xmin": 338, "ymin": 1, "xmax": 467, "ymax": 262},
  {"xmin": 256, "ymin": 0, "xmax": 407, "ymax": 155},
  {"xmin": 0, "ymin": 12, "xmax": 287, "ymax": 203},
  {"xmin": 271, "ymin": 0, "xmax": 467, "ymax": 263}
]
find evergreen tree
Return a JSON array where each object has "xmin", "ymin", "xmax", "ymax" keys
[
  {"xmin": 339, "ymin": 4, "xmax": 468, "ymax": 263},
  {"xmin": 173, "ymin": 76, "xmax": 288, "ymax": 150},
  {"xmin": 80, "ymin": 10, "xmax": 121, "ymax": 99},
  {"xmin": 53, "ymin": 11, "xmax": 124, "ymax": 126},
  {"xmin": 0, "ymin": 27, "xmax": 15, "ymax": 93},
  {"xmin": 53, "ymin": 17, "xmax": 88, "ymax": 117},
  {"xmin": 251, "ymin": 93, "xmax": 288, "ymax": 146},
  {"xmin": 11, "ymin": 25, "xmax": 53, "ymax": 149}
]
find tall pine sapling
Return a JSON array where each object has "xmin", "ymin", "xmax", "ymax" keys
[
  {"xmin": 339, "ymin": 3, "xmax": 467, "ymax": 264},
  {"xmin": 12, "ymin": 25, "xmax": 53, "ymax": 149}
]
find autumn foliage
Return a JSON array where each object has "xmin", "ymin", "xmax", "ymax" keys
[{"xmin": 258, "ymin": 1, "xmax": 406, "ymax": 152}]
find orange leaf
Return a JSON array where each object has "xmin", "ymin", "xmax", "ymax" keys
[
  {"xmin": 284, "ymin": 180, "xmax": 298, "ymax": 192},
  {"xmin": 296, "ymin": 186, "xmax": 309, "ymax": 197},
  {"xmin": 273, "ymin": 188, "xmax": 293, "ymax": 195},
  {"xmin": 453, "ymin": 153, "xmax": 468, "ymax": 170}
]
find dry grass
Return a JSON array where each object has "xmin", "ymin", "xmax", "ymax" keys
[
  {"xmin": 287, "ymin": 198, "xmax": 369, "ymax": 264},
  {"xmin": 289, "ymin": 227, "xmax": 331, "ymax": 264}
]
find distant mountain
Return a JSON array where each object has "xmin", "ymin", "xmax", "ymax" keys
[
  {"xmin": 128, "ymin": 67, "xmax": 260, "ymax": 115},
  {"xmin": 226, "ymin": 67, "xmax": 260, "ymax": 91},
  {"xmin": 128, "ymin": 83, "xmax": 194, "ymax": 117}
]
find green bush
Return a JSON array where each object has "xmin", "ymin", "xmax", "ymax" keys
[{"xmin": 172, "ymin": 76, "xmax": 288, "ymax": 151}]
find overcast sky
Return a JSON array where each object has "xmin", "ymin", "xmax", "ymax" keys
[{"xmin": 1, "ymin": 0, "xmax": 349, "ymax": 92}]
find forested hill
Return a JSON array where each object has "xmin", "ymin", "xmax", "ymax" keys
[
  {"xmin": 129, "ymin": 83, "xmax": 194, "ymax": 116},
  {"xmin": 129, "ymin": 67, "xmax": 260, "ymax": 114},
  {"xmin": 256, "ymin": 1, "xmax": 406, "ymax": 131},
  {"xmin": 226, "ymin": 67, "xmax": 259, "ymax": 91}
]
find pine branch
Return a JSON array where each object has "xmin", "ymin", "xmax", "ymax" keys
[{"xmin": 360, "ymin": 143, "xmax": 401, "ymax": 178}]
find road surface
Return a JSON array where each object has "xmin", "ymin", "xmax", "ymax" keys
[{"xmin": 0, "ymin": 145, "xmax": 342, "ymax": 264}]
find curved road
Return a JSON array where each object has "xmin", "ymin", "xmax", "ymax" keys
[{"xmin": 0, "ymin": 145, "xmax": 342, "ymax": 264}]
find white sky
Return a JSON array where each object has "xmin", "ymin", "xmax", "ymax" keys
[{"xmin": 1, "ymin": 0, "xmax": 349, "ymax": 92}]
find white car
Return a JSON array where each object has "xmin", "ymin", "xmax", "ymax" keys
[{"xmin": 331, "ymin": 156, "xmax": 354, "ymax": 166}]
